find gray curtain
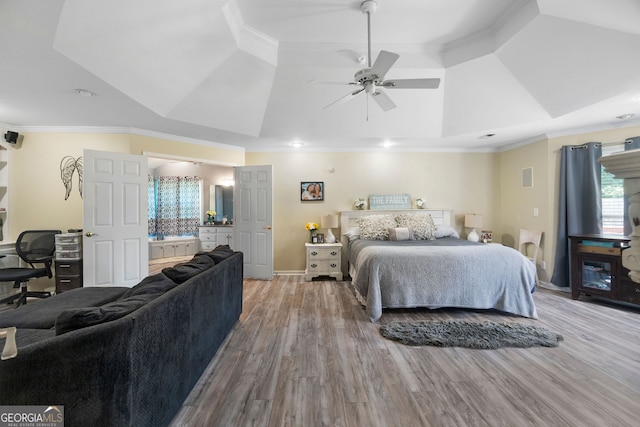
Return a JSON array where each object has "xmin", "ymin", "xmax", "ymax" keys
[
  {"xmin": 551, "ymin": 142, "xmax": 603, "ymax": 287},
  {"xmin": 624, "ymin": 137, "xmax": 640, "ymax": 236}
]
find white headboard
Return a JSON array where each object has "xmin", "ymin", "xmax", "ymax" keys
[{"xmin": 339, "ymin": 208, "xmax": 453, "ymax": 237}]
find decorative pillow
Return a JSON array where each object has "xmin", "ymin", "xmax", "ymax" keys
[
  {"xmin": 395, "ymin": 213, "xmax": 436, "ymax": 240},
  {"xmin": 356, "ymin": 214, "xmax": 396, "ymax": 240},
  {"xmin": 388, "ymin": 227, "xmax": 415, "ymax": 241},
  {"xmin": 55, "ymin": 294, "xmax": 156, "ymax": 335},
  {"xmin": 435, "ymin": 224, "xmax": 460, "ymax": 239}
]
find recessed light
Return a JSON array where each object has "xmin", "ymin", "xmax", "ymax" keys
[
  {"xmin": 75, "ymin": 89, "xmax": 95, "ymax": 97},
  {"xmin": 616, "ymin": 114, "xmax": 635, "ymax": 120},
  {"xmin": 479, "ymin": 133, "xmax": 496, "ymax": 139},
  {"xmin": 290, "ymin": 141, "xmax": 303, "ymax": 148},
  {"xmin": 380, "ymin": 140, "xmax": 393, "ymax": 148}
]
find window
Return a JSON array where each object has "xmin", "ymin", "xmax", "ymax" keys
[
  {"xmin": 148, "ymin": 176, "xmax": 202, "ymax": 238},
  {"xmin": 601, "ymin": 145, "xmax": 625, "ymax": 235}
]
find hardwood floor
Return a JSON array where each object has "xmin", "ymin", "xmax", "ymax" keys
[{"xmin": 170, "ymin": 275, "xmax": 640, "ymax": 427}]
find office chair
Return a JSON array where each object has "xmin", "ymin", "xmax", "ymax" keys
[{"xmin": 0, "ymin": 230, "xmax": 61, "ymax": 307}]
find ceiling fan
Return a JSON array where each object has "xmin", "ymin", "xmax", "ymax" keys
[{"xmin": 322, "ymin": 0, "xmax": 440, "ymax": 112}]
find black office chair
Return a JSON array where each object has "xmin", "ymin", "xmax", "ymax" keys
[{"xmin": 0, "ymin": 230, "xmax": 61, "ymax": 307}]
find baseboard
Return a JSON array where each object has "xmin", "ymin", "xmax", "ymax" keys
[
  {"xmin": 538, "ymin": 280, "xmax": 571, "ymax": 293},
  {"xmin": 274, "ymin": 270, "xmax": 304, "ymax": 276}
]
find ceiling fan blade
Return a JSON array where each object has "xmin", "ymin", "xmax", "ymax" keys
[
  {"xmin": 323, "ymin": 88, "xmax": 365, "ymax": 109},
  {"xmin": 309, "ymin": 79, "xmax": 360, "ymax": 86},
  {"xmin": 371, "ymin": 89, "xmax": 396, "ymax": 111},
  {"xmin": 381, "ymin": 78, "xmax": 441, "ymax": 89},
  {"xmin": 370, "ymin": 50, "xmax": 399, "ymax": 79}
]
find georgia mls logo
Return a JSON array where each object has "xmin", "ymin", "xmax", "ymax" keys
[{"xmin": 0, "ymin": 405, "xmax": 64, "ymax": 427}]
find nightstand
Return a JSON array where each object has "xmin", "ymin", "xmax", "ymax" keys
[{"xmin": 304, "ymin": 242, "xmax": 343, "ymax": 281}]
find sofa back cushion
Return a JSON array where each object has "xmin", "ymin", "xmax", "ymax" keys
[
  {"xmin": 0, "ymin": 286, "xmax": 129, "ymax": 330},
  {"xmin": 55, "ymin": 293, "xmax": 157, "ymax": 335},
  {"xmin": 120, "ymin": 272, "xmax": 177, "ymax": 299},
  {"xmin": 162, "ymin": 254, "xmax": 216, "ymax": 284},
  {"xmin": 55, "ymin": 274, "xmax": 179, "ymax": 335},
  {"xmin": 196, "ymin": 244, "xmax": 235, "ymax": 264}
]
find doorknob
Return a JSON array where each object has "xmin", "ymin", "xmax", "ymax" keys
[
  {"xmin": 85, "ymin": 232, "xmax": 98, "ymax": 237},
  {"xmin": 264, "ymin": 226, "xmax": 272, "ymax": 230}
]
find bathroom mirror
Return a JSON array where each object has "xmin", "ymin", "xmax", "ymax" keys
[{"xmin": 209, "ymin": 184, "xmax": 233, "ymax": 222}]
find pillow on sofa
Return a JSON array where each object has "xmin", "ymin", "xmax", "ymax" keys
[
  {"xmin": 162, "ymin": 254, "xmax": 215, "ymax": 284},
  {"xmin": 55, "ymin": 294, "xmax": 156, "ymax": 335},
  {"xmin": 196, "ymin": 245, "xmax": 235, "ymax": 264},
  {"xmin": 120, "ymin": 273, "xmax": 178, "ymax": 299}
]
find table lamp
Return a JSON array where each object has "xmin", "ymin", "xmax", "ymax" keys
[
  {"xmin": 321, "ymin": 214, "xmax": 339, "ymax": 243},
  {"xmin": 464, "ymin": 214, "xmax": 482, "ymax": 242}
]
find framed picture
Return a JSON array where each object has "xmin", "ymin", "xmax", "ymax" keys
[
  {"xmin": 481, "ymin": 230, "xmax": 493, "ymax": 243},
  {"xmin": 316, "ymin": 233, "xmax": 324, "ymax": 243},
  {"xmin": 301, "ymin": 181, "xmax": 324, "ymax": 201}
]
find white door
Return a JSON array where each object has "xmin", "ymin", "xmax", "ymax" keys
[
  {"xmin": 83, "ymin": 150, "xmax": 149, "ymax": 287},
  {"xmin": 234, "ymin": 165, "xmax": 273, "ymax": 279}
]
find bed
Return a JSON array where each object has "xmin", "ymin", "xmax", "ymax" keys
[{"xmin": 340, "ymin": 209, "xmax": 538, "ymax": 322}]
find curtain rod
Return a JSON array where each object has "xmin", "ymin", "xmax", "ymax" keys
[{"xmin": 570, "ymin": 139, "xmax": 635, "ymax": 150}]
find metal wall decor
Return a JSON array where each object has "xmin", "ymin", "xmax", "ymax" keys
[{"xmin": 60, "ymin": 156, "xmax": 83, "ymax": 200}]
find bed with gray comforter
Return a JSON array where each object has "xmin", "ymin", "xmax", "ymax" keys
[{"xmin": 348, "ymin": 237, "xmax": 538, "ymax": 322}]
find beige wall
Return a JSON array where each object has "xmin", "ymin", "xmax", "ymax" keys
[
  {"xmin": 5, "ymin": 132, "xmax": 243, "ymax": 241},
  {"xmin": 499, "ymin": 125, "xmax": 640, "ymax": 284},
  {"xmin": 7, "ymin": 125, "xmax": 640, "ymax": 276},
  {"xmin": 497, "ymin": 139, "xmax": 550, "ymax": 278},
  {"xmin": 247, "ymin": 150, "xmax": 500, "ymax": 271}
]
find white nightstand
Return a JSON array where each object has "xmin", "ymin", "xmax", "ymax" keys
[{"xmin": 304, "ymin": 242, "xmax": 343, "ymax": 281}]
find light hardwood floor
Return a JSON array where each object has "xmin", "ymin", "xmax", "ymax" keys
[{"xmin": 170, "ymin": 275, "xmax": 640, "ymax": 427}]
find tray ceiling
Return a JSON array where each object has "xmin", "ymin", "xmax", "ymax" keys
[{"xmin": 1, "ymin": 0, "xmax": 640, "ymax": 151}]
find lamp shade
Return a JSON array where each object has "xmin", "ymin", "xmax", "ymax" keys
[
  {"xmin": 321, "ymin": 214, "xmax": 339, "ymax": 229},
  {"xmin": 321, "ymin": 214, "xmax": 339, "ymax": 243},
  {"xmin": 464, "ymin": 214, "xmax": 483, "ymax": 229}
]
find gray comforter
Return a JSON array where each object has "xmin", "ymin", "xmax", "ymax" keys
[{"xmin": 348, "ymin": 238, "xmax": 538, "ymax": 322}]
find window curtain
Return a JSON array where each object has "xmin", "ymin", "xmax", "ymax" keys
[
  {"xmin": 148, "ymin": 176, "xmax": 201, "ymax": 238},
  {"xmin": 623, "ymin": 137, "xmax": 640, "ymax": 236},
  {"xmin": 148, "ymin": 175, "xmax": 157, "ymax": 236},
  {"xmin": 551, "ymin": 142, "xmax": 603, "ymax": 287}
]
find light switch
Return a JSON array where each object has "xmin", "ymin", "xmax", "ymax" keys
[{"xmin": 533, "ymin": 208, "xmax": 539, "ymax": 217}]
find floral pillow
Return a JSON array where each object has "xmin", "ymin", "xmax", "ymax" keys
[
  {"xmin": 395, "ymin": 213, "xmax": 436, "ymax": 240},
  {"xmin": 356, "ymin": 214, "xmax": 396, "ymax": 240}
]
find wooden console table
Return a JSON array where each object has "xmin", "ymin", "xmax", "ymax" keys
[{"xmin": 570, "ymin": 234, "xmax": 640, "ymax": 305}]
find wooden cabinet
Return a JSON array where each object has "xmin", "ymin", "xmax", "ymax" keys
[
  {"xmin": 570, "ymin": 234, "xmax": 638, "ymax": 304},
  {"xmin": 199, "ymin": 226, "xmax": 234, "ymax": 251},
  {"xmin": 199, "ymin": 226, "xmax": 217, "ymax": 251},
  {"xmin": 149, "ymin": 238, "xmax": 198, "ymax": 260},
  {"xmin": 305, "ymin": 243, "xmax": 343, "ymax": 281}
]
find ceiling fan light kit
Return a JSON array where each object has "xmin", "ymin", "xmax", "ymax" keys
[{"xmin": 322, "ymin": 0, "xmax": 440, "ymax": 113}]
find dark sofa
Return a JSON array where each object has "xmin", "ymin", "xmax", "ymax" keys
[{"xmin": 0, "ymin": 246, "xmax": 243, "ymax": 427}]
